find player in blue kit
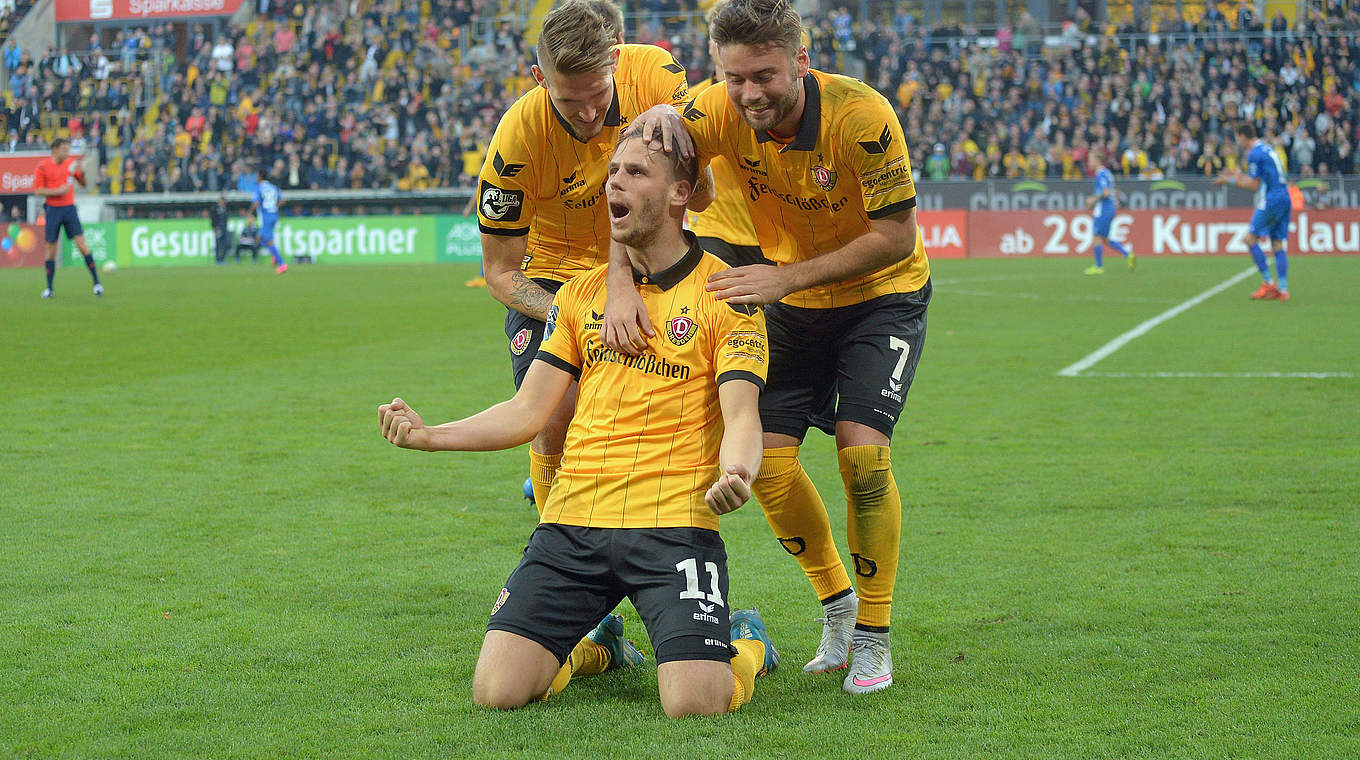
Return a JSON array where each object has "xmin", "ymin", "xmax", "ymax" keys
[
  {"xmin": 250, "ymin": 174, "xmax": 288, "ymax": 274},
  {"xmin": 1084, "ymin": 155, "xmax": 1134, "ymax": 275},
  {"xmin": 1215, "ymin": 123, "xmax": 1291, "ymax": 301}
]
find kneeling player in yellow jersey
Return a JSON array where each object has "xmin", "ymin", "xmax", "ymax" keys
[{"xmin": 380, "ymin": 126, "xmax": 776, "ymax": 717}]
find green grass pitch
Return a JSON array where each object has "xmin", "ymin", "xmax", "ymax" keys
[{"xmin": 2, "ymin": 255, "xmax": 1357, "ymax": 759}]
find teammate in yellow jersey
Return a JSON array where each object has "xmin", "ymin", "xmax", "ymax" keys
[
  {"xmin": 688, "ymin": 2, "xmax": 763, "ymax": 267},
  {"xmin": 380, "ymin": 124, "xmax": 777, "ymax": 718},
  {"xmin": 622, "ymin": 0, "xmax": 931, "ymax": 695},
  {"xmin": 475, "ymin": 0, "xmax": 695, "ymax": 509}
]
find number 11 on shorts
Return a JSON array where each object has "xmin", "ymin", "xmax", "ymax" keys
[{"xmin": 676, "ymin": 558, "xmax": 725, "ymax": 607}]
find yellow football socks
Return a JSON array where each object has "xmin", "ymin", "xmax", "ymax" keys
[
  {"xmin": 753, "ymin": 446, "xmax": 853, "ymax": 601},
  {"xmin": 540, "ymin": 637, "xmax": 611, "ymax": 701},
  {"xmin": 838, "ymin": 445, "xmax": 901, "ymax": 630},
  {"xmin": 727, "ymin": 639, "xmax": 765, "ymax": 711},
  {"xmin": 528, "ymin": 449, "xmax": 562, "ymax": 515}
]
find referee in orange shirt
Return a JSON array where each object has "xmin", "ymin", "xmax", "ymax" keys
[{"xmin": 34, "ymin": 138, "xmax": 101, "ymax": 299}]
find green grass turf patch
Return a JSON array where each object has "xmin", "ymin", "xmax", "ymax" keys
[{"xmin": 1, "ymin": 256, "xmax": 1356, "ymax": 758}]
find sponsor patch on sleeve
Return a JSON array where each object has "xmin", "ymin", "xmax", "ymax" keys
[
  {"xmin": 724, "ymin": 330, "xmax": 767, "ymax": 363},
  {"xmin": 480, "ymin": 179, "xmax": 524, "ymax": 222}
]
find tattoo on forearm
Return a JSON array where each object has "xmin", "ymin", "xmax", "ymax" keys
[{"xmin": 508, "ymin": 272, "xmax": 554, "ymax": 321}]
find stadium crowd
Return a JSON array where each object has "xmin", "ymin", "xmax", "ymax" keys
[{"xmin": 0, "ymin": 0, "xmax": 1357, "ymax": 195}]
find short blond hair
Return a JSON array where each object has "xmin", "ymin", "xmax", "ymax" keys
[
  {"xmin": 537, "ymin": 0, "xmax": 618, "ymax": 77},
  {"xmin": 583, "ymin": 0, "xmax": 624, "ymax": 40}
]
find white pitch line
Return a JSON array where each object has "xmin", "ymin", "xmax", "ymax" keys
[
  {"xmin": 1057, "ymin": 266, "xmax": 1259, "ymax": 377},
  {"xmin": 1080, "ymin": 371, "xmax": 1355, "ymax": 379}
]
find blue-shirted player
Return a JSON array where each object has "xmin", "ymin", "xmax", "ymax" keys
[
  {"xmin": 1215, "ymin": 123, "xmax": 1291, "ymax": 301},
  {"xmin": 250, "ymin": 173, "xmax": 287, "ymax": 274},
  {"xmin": 1084, "ymin": 154, "xmax": 1135, "ymax": 275}
]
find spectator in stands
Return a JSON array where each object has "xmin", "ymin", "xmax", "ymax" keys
[
  {"xmin": 211, "ymin": 37, "xmax": 234, "ymax": 73},
  {"xmin": 1290, "ymin": 127, "xmax": 1316, "ymax": 175},
  {"xmin": 925, "ymin": 143, "xmax": 949, "ymax": 180},
  {"xmin": 16, "ymin": 0, "xmax": 1356, "ymax": 203},
  {"xmin": 53, "ymin": 47, "xmax": 81, "ymax": 79},
  {"xmin": 7, "ymin": 62, "xmax": 30, "ymax": 98}
]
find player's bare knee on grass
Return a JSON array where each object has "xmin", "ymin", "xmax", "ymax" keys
[
  {"xmin": 471, "ymin": 631, "xmax": 559, "ymax": 710},
  {"xmin": 658, "ymin": 661, "xmax": 736, "ymax": 718}
]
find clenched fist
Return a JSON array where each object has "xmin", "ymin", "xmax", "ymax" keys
[
  {"xmin": 378, "ymin": 397, "xmax": 430, "ymax": 450},
  {"xmin": 706, "ymin": 464, "xmax": 754, "ymax": 515}
]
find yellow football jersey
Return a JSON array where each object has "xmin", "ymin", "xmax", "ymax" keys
[
  {"xmin": 536, "ymin": 237, "xmax": 768, "ymax": 531},
  {"xmin": 687, "ymin": 76, "xmax": 760, "ymax": 247},
  {"xmin": 683, "ymin": 68, "xmax": 930, "ymax": 308},
  {"xmin": 476, "ymin": 44, "xmax": 691, "ymax": 284}
]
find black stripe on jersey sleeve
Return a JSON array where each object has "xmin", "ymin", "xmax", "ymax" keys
[
  {"xmin": 478, "ymin": 223, "xmax": 530, "ymax": 237},
  {"xmin": 866, "ymin": 196, "xmax": 917, "ymax": 220},
  {"xmin": 717, "ymin": 370, "xmax": 765, "ymax": 390},
  {"xmin": 536, "ymin": 350, "xmax": 581, "ymax": 379}
]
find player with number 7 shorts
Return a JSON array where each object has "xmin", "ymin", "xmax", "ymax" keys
[{"xmin": 619, "ymin": 0, "xmax": 931, "ymax": 694}]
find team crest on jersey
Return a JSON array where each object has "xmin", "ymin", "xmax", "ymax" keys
[
  {"xmin": 510, "ymin": 328, "xmax": 532, "ymax": 355},
  {"xmin": 666, "ymin": 315, "xmax": 697, "ymax": 346},
  {"xmin": 491, "ymin": 587, "xmax": 510, "ymax": 615},
  {"xmin": 811, "ymin": 164, "xmax": 838, "ymax": 192}
]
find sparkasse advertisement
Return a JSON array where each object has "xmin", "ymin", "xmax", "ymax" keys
[{"xmin": 54, "ymin": 0, "xmax": 246, "ymax": 22}]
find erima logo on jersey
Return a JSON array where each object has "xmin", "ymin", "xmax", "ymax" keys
[
  {"xmin": 740, "ymin": 157, "xmax": 768, "ymax": 177},
  {"xmin": 682, "ymin": 103, "xmax": 706, "ymax": 122},
  {"xmin": 492, "ymin": 151, "xmax": 525, "ymax": 177},
  {"xmin": 559, "ymin": 171, "xmax": 588, "ymax": 196},
  {"xmin": 480, "ymin": 180, "xmax": 523, "ymax": 222},
  {"xmin": 857, "ymin": 125, "xmax": 893, "ymax": 155},
  {"xmin": 666, "ymin": 316, "xmax": 697, "ymax": 346},
  {"xmin": 510, "ymin": 328, "xmax": 532, "ymax": 355},
  {"xmin": 584, "ymin": 309, "xmax": 604, "ymax": 331}
]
